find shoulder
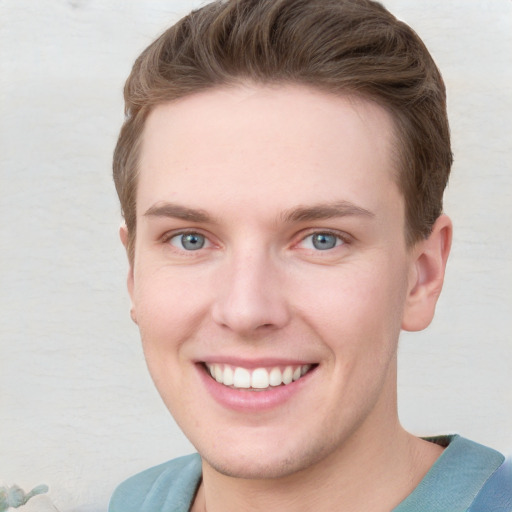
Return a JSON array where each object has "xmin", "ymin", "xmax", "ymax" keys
[
  {"xmin": 109, "ymin": 453, "xmax": 202, "ymax": 512},
  {"xmin": 468, "ymin": 453, "xmax": 512, "ymax": 512},
  {"xmin": 395, "ymin": 435, "xmax": 512, "ymax": 512}
]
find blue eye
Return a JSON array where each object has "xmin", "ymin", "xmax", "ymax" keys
[
  {"xmin": 302, "ymin": 232, "xmax": 343, "ymax": 251},
  {"xmin": 170, "ymin": 232, "xmax": 207, "ymax": 251}
]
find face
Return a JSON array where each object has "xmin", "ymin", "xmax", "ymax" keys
[{"xmin": 126, "ymin": 85, "xmax": 419, "ymax": 479}]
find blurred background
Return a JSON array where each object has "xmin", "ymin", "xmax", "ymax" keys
[{"xmin": 1, "ymin": 1, "xmax": 510, "ymax": 510}]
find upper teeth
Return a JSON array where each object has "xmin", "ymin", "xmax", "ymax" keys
[{"xmin": 205, "ymin": 363, "xmax": 312, "ymax": 390}]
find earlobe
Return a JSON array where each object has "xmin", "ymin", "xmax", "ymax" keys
[
  {"xmin": 402, "ymin": 214, "xmax": 452, "ymax": 332},
  {"xmin": 119, "ymin": 223, "xmax": 138, "ymax": 325},
  {"xmin": 130, "ymin": 306, "xmax": 138, "ymax": 325},
  {"xmin": 119, "ymin": 222, "xmax": 129, "ymax": 249}
]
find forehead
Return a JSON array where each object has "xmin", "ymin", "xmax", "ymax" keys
[{"xmin": 137, "ymin": 85, "xmax": 401, "ymax": 222}]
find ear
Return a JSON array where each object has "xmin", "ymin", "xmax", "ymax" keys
[
  {"xmin": 119, "ymin": 223, "xmax": 138, "ymax": 325},
  {"xmin": 402, "ymin": 214, "xmax": 452, "ymax": 332}
]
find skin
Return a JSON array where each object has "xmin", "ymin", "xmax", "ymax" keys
[{"xmin": 121, "ymin": 85, "xmax": 452, "ymax": 511}]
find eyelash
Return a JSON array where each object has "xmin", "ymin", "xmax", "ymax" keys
[
  {"xmin": 162, "ymin": 229, "xmax": 350, "ymax": 253},
  {"xmin": 162, "ymin": 231, "xmax": 212, "ymax": 251},
  {"xmin": 295, "ymin": 230, "xmax": 350, "ymax": 252}
]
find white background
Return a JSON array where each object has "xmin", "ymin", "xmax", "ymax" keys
[{"xmin": 1, "ymin": 1, "xmax": 511, "ymax": 510}]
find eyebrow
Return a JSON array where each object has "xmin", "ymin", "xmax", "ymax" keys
[
  {"xmin": 280, "ymin": 201, "xmax": 375, "ymax": 223},
  {"xmin": 144, "ymin": 203, "xmax": 212, "ymax": 223},
  {"xmin": 143, "ymin": 200, "xmax": 374, "ymax": 224}
]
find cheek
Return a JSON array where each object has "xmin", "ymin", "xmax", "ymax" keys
[
  {"xmin": 132, "ymin": 271, "xmax": 205, "ymax": 405},
  {"xmin": 293, "ymin": 261, "xmax": 408, "ymax": 351},
  {"xmin": 131, "ymin": 270, "xmax": 210, "ymax": 379},
  {"xmin": 134, "ymin": 264, "xmax": 211, "ymax": 324}
]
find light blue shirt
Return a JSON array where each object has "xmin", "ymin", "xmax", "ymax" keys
[{"xmin": 109, "ymin": 435, "xmax": 507, "ymax": 512}]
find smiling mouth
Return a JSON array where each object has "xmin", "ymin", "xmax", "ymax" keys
[{"xmin": 204, "ymin": 363, "xmax": 316, "ymax": 391}]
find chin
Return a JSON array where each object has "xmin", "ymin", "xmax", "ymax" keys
[{"xmin": 199, "ymin": 438, "xmax": 334, "ymax": 480}]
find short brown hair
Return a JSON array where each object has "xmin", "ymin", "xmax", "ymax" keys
[{"xmin": 114, "ymin": 0, "xmax": 452, "ymax": 260}]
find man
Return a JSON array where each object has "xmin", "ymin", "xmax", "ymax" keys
[{"xmin": 109, "ymin": 0, "xmax": 511, "ymax": 510}]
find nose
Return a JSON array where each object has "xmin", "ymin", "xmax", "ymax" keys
[{"xmin": 211, "ymin": 248, "xmax": 291, "ymax": 336}]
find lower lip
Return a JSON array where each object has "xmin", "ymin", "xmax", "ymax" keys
[{"xmin": 197, "ymin": 364, "xmax": 316, "ymax": 412}]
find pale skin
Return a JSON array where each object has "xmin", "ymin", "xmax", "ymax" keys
[{"xmin": 121, "ymin": 84, "xmax": 452, "ymax": 511}]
